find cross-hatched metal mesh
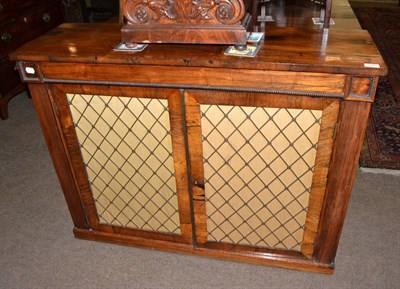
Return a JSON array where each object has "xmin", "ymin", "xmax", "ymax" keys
[
  {"xmin": 201, "ymin": 104, "xmax": 322, "ymax": 251},
  {"xmin": 67, "ymin": 93, "xmax": 181, "ymax": 234}
]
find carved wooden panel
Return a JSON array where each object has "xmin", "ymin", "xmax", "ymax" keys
[
  {"xmin": 122, "ymin": 0, "xmax": 246, "ymax": 25},
  {"xmin": 121, "ymin": 0, "xmax": 249, "ymax": 45}
]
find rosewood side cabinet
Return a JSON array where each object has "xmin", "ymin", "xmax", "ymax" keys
[{"xmin": 11, "ymin": 23, "xmax": 386, "ymax": 274}]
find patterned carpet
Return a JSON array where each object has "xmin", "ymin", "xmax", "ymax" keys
[{"xmin": 350, "ymin": 2, "xmax": 400, "ymax": 170}]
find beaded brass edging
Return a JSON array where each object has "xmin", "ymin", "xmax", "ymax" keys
[{"xmin": 43, "ymin": 78, "xmax": 345, "ymax": 98}]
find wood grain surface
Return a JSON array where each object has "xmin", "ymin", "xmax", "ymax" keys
[{"xmin": 10, "ymin": 23, "xmax": 386, "ymax": 76}]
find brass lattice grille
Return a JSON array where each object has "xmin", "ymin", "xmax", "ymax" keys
[
  {"xmin": 67, "ymin": 93, "xmax": 181, "ymax": 234},
  {"xmin": 201, "ymin": 104, "xmax": 322, "ymax": 251}
]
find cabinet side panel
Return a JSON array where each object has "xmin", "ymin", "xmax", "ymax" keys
[
  {"xmin": 28, "ymin": 83, "xmax": 89, "ymax": 229},
  {"xmin": 316, "ymin": 101, "xmax": 371, "ymax": 264}
]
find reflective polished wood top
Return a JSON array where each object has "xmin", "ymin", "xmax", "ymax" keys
[
  {"xmin": 260, "ymin": 0, "xmax": 362, "ymax": 30},
  {"xmin": 11, "ymin": 0, "xmax": 386, "ymax": 76},
  {"xmin": 11, "ymin": 23, "xmax": 386, "ymax": 76}
]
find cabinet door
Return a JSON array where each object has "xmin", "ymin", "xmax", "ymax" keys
[
  {"xmin": 185, "ymin": 90, "xmax": 340, "ymax": 258},
  {"xmin": 49, "ymin": 84, "xmax": 193, "ymax": 244}
]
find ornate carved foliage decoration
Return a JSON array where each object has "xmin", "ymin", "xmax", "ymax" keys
[
  {"xmin": 188, "ymin": 0, "xmax": 243, "ymax": 24},
  {"xmin": 122, "ymin": 0, "xmax": 245, "ymax": 25},
  {"xmin": 124, "ymin": 0, "xmax": 178, "ymax": 24},
  {"xmin": 188, "ymin": 0, "xmax": 218, "ymax": 20}
]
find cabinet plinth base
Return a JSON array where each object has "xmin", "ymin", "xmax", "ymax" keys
[{"xmin": 73, "ymin": 228, "xmax": 334, "ymax": 274}]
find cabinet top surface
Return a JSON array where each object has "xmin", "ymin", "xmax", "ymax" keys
[{"xmin": 10, "ymin": 23, "xmax": 387, "ymax": 76}]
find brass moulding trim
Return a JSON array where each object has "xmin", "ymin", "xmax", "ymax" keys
[
  {"xmin": 43, "ymin": 78, "xmax": 345, "ymax": 98},
  {"xmin": 18, "ymin": 62, "xmax": 43, "ymax": 83},
  {"xmin": 348, "ymin": 76, "xmax": 376, "ymax": 100}
]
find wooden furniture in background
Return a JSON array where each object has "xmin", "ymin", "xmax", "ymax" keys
[
  {"xmin": 11, "ymin": 19, "xmax": 385, "ymax": 273},
  {"xmin": 61, "ymin": 0, "xmax": 85, "ymax": 22},
  {"xmin": 0, "ymin": 0, "xmax": 65, "ymax": 120},
  {"xmin": 0, "ymin": 0, "xmax": 119, "ymax": 120},
  {"xmin": 72, "ymin": 0, "xmax": 120, "ymax": 23}
]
